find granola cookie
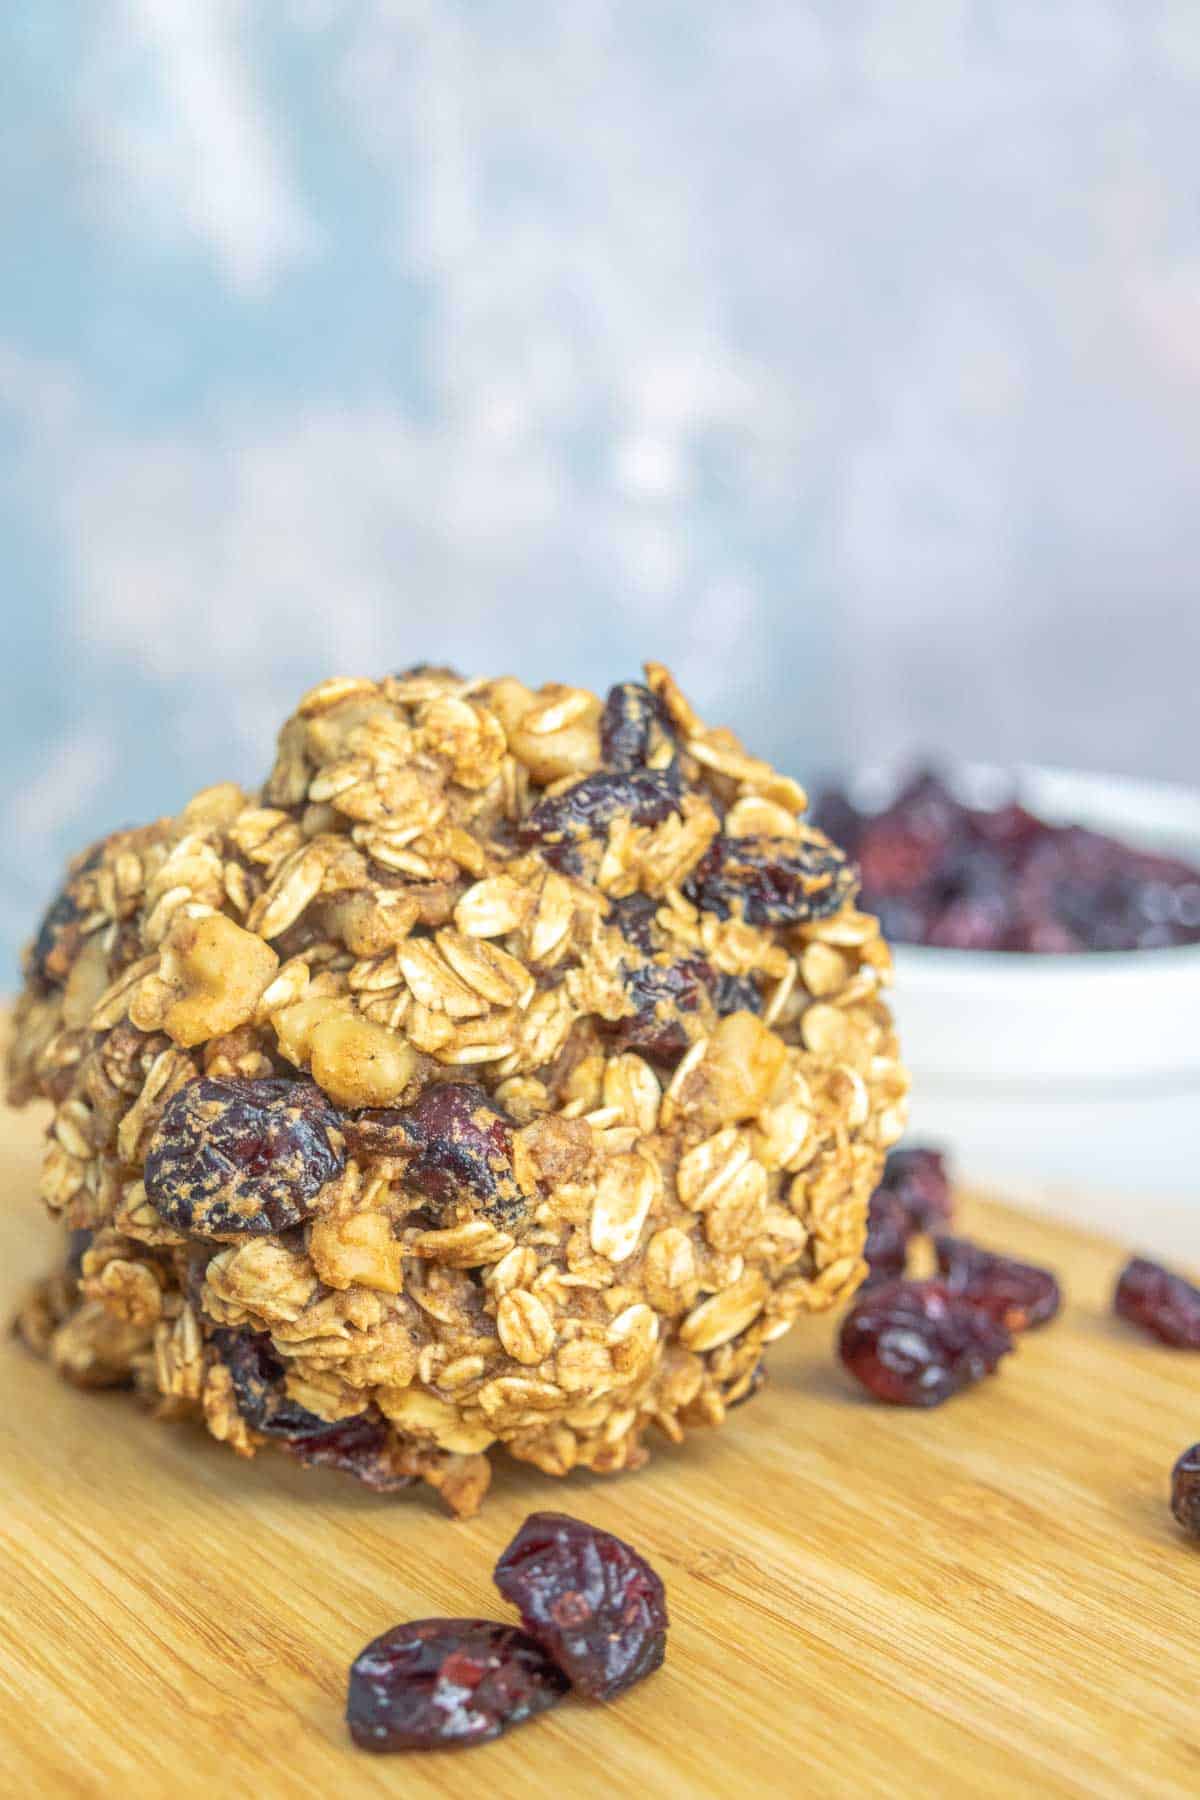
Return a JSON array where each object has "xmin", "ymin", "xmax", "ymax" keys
[{"xmin": 7, "ymin": 664, "xmax": 907, "ymax": 1515}]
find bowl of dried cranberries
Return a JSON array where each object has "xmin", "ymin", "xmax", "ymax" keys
[{"xmin": 813, "ymin": 763, "xmax": 1200, "ymax": 1214}]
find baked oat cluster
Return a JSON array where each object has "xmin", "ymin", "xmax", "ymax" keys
[{"xmin": 8, "ymin": 664, "xmax": 907, "ymax": 1515}]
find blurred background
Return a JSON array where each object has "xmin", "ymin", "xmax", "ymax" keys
[{"xmin": 4, "ymin": 2, "xmax": 1200, "ymax": 969}]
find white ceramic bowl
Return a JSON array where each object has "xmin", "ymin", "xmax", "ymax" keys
[{"xmin": 847, "ymin": 764, "xmax": 1200, "ymax": 1253}]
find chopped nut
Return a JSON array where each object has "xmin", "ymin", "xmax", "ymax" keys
[
  {"xmin": 309, "ymin": 1012, "xmax": 418, "ymax": 1108},
  {"xmin": 309, "ymin": 1212, "xmax": 405, "ymax": 1294}
]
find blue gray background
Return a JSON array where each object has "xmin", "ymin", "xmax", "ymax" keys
[{"xmin": 4, "ymin": 2, "xmax": 1200, "ymax": 969}]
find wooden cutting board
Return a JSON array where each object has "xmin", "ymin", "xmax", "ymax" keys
[{"xmin": 2, "ymin": 1092, "xmax": 1198, "ymax": 1800}]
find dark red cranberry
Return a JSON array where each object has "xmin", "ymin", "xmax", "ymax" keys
[
  {"xmin": 872, "ymin": 895, "xmax": 933, "ymax": 944},
  {"xmin": 493, "ymin": 1511, "xmax": 668, "ymax": 1700},
  {"xmin": 863, "ymin": 1190, "xmax": 912, "ymax": 1287},
  {"xmin": 213, "ymin": 1328, "xmax": 411, "ymax": 1491},
  {"xmin": 29, "ymin": 841, "xmax": 106, "ymax": 987},
  {"xmin": 856, "ymin": 819, "xmax": 945, "ymax": 899},
  {"xmin": 707, "ymin": 970, "xmax": 763, "ymax": 1016},
  {"xmin": 347, "ymin": 1619, "xmax": 568, "ymax": 1751},
  {"xmin": 518, "ymin": 768, "xmax": 682, "ymax": 863},
  {"xmin": 965, "ymin": 802, "xmax": 1046, "ymax": 856},
  {"xmin": 609, "ymin": 955, "xmax": 711, "ymax": 1061},
  {"xmin": 925, "ymin": 895, "xmax": 1009, "ymax": 951},
  {"xmin": 839, "ymin": 1279, "xmax": 1013, "ymax": 1407},
  {"xmin": 933, "ymin": 1235, "xmax": 1061, "ymax": 1330},
  {"xmin": 392, "ymin": 662, "xmax": 464, "ymax": 680},
  {"xmin": 810, "ymin": 786, "xmax": 863, "ymax": 858},
  {"xmin": 65, "ymin": 1228, "xmax": 93, "ymax": 1279},
  {"xmin": 144, "ymin": 1078, "xmax": 345, "ymax": 1237},
  {"xmin": 683, "ymin": 832, "xmax": 856, "ymax": 926},
  {"xmin": 1170, "ymin": 1444, "xmax": 1200, "ymax": 1537},
  {"xmin": 815, "ymin": 770, "xmax": 1200, "ymax": 953},
  {"xmin": 609, "ymin": 892, "xmax": 661, "ymax": 953},
  {"xmin": 876, "ymin": 1147, "xmax": 952, "ymax": 1231},
  {"xmin": 1113, "ymin": 1257, "xmax": 1200, "ymax": 1348},
  {"xmin": 348, "ymin": 1082, "xmax": 524, "ymax": 1225},
  {"xmin": 599, "ymin": 682, "xmax": 675, "ymax": 772},
  {"xmin": 31, "ymin": 888, "xmax": 87, "ymax": 987},
  {"xmin": 888, "ymin": 769, "xmax": 963, "ymax": 841}
]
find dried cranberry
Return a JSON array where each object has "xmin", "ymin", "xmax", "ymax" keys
[
  {"xmin": 863, "ymin": 1190, "xmax": 912, "ymax": 1287},
  {"xmin": 31, "ymin": 888, "xmax": 86, "ymax": 987},
  {"xmin": 599, "ymin": 681, "xmax": 675, "ymax": 772},
  {"xmin": 876, "ymin": 1146, "xmax": 952, "ymax": 1231},
  {"xmin": 933, "ymin": 1235, "xmax": 1061, "ymax": 1330},
  {"xmin": 347, "ymin": 1619, "xmax": 568, "ymax": 1751},
  {"xmin": 888, "ymin": 769, "xmax": 963, "ymax": 842},
  {"xmin": 609, "ymin": 955, "xmax": 712, "ymax": 1061},
  {"xmin": 494, "ymin": 1511, "xmax": 668, "ymax": 1700},
  {"xmin": 518, "ymin": 768, "xmax": 681, "ymax": 863},
  {"xmin": 144, "ymin": 1077, "xmax": 345, "ymax": 1237},
  {"xmin": 839, "ymin": 1279, "xmax": 1013, "ymax": 1407},
  {"xmin": 1171, "ymin": 1444, "xmax": 1200, "ymax": 1537},
  {"xmin": 1113, "ymin": 1257, "xmax": 1200, "ymax": 1348},
  {"xmin": 708, "ymin": 971, "xmax": 763, "ymax": 1016},
  {"xmin": 65, "ymin": 1228, "xmax": 93, "ymax": 1279},
  {"xmin": 217, "ymin": 1327, "xmax": 339, "ymax": 1436},
  {"xmin": 392, "ymin": 662, "xmax": 463, "ymax": 680},
  {"xmin": 817, "ymin": 768, "xmax": 1200, "ymax": 953},
  {"xmin": 966, "ymin": 801, "xmax": 1046, "ymax": 856},
  {"xmin": 810, "ymin": 785, "xmax": 863, "ymax": 857},
  {"xmin": 348, "ymin": 1082, "xmax": 524, "ymax": 1225},
  {"xmin": 856, "ymin": 820, "xmax": 944, "ymax": 899},
  {"xmin": 925, "ymin": 895, "xmax": 1010, "ymax": 951},
  {"xmin": 609, "ymin": 892, "xmax": 661, "ymax": 953},
  {"xmin": 214, "ymin": 1328, "xmax": 411, "ymax": 1491},
  {"xmin": 29, "ymin": 842, "xmax": 106, "ymax": 987},
  {"xmin": 683, "ymin": 832, "xmax": 856, "ymax": 925}
]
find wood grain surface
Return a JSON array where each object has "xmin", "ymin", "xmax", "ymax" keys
[{"xmin": 2, "ymin": 1090, "xmax": 1198, "ymax": 1799}]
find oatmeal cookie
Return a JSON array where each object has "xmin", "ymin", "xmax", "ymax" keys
[{"xmin": 7, "ymin": 664, "xmax": 907, "ymax": 1515}]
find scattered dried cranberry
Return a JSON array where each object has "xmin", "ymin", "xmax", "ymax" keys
[
  {"xmin": 813, "ymin": 769, "xmax": 1200, "ymax": 953},
  {"xmin": 214, "ymin": 1328, "xmax": 412, "ymax": 1491},
  {"xmin": 876, "ymin": 1146, "xmax": 953, "ymax": 1232},
  {"xmin": 1170, "ymin": 1444, "xmax": 1200, "ymax": 1538},
  {"xmin": 144, "ymin": 1077, "xmax": 345, "ymax": 1237},
  {"xmin": 599, "ymin": 681, "xmax": 675, "ymax": 772},
  {"xmin": 863, "ymin": 1189, "xmax": 912, "ymax": 1287},
  {"xmin": 494, "ymin": 1511, "xmax": 668, "ymax": 1700},
  {"xmin": 1113, "ymin": 1257, "xmax": 1200, "ymax": 1348},
  {"xmin": 348, "ymin": 1082, "xmax": 524, "ymax": 1225},
  {"xmin": 518, "ymin": 768, "xmax": 681, "ymax": 864},
  {"xmin": 934, "ymin": 1235, "xmax": 1061, "ymax": 1330},
  {"xmin": 347, "ymin": 1619, "xmax": 568, "ymax": 1752},
  {"xmin": 684, "ymin": 832, "xmax": 855, "ymax": 926},
  {"xmin": 839, "ymin": 1279, "xmax": 1013, "ymax": 1407}
]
